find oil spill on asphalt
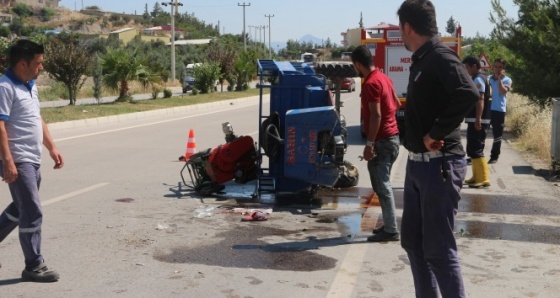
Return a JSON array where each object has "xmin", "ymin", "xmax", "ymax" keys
[
  {"xmin": 115, "ymin": 198, "xmax": 135, "ymax": 203},
  {"xmin": 153, "ymin": 225, "xmax": 346, "ymax": 271}
]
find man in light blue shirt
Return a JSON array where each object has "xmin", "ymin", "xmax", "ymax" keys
[
  {"xmin": 488, "ymin": 58, "xmax": 513, "ymax": 164},
  {"xmin": 0, "ymin": 39, "xmax": 64, "ymax": 282}
]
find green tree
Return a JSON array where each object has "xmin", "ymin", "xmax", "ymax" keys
[
  {"xmin": 206, "ymin": 38, "xmax": 237, "ymax": 92},
  {"xmin": 143, "ymin": 3, "xmax": 150, "ymax": 20},
  {"xmin": 0, "ymin": 37, "xmax": 11, "ymax": 74},
  {"xmin": 0, "ymin": 26, "xmax": 11, "ymax": 38},
  {"xmin": 233, "ymin": 51, "xmax": 257, "ymax": 91},
  {"xmin": 445, "ymin": 16, "xmax": 457, "ymax": 35},
  {"xmin": 92, "ymin": 55, "xmax": 103, "ymax": 104},
  {"xmin": 192, "ymin": 62, "xmax": 220, "ymax": 94},
  {"xmin": 9, "ymin": 18, "xmax": 25, "ymax": 36},
  {"xmin": 43, "ymin": 34, "xmax": 93, "ymax": 105},
  {"xmin": 490, "ymin": 0, "xmax": 560, "ymax": 104},
  {"xmin": 100, "ymin": 48, "xmax": 155, "ymax": 101},
  {"xmin": 151, "ymin": 2, "xmax": 164, "ymax": 19},
  {"xmin": 325, "ymin": 38, "xmax": 333, "ymax": 49}
]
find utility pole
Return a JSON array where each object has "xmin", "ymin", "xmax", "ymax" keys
[
  {"xmin": 265, "ymin": 14, "xmax": 274, "ymax": 58},
  {"xmin": 252, "ymin": 25, "xmax": 258, "ymax": 49},
  {"xmin": 174, "ymin": 0, "xmax": 180, "ymax": 15},
  {"xmin": 238, "ymin": 2, "xmax": 251, "ymax": 51},
  {"xmin": 248, "ymin": 25, "xmax": 255, "ymax": 46},
  {"xmin": 162, "ymin": 1, "xmax": 184, "ymax": 82},
  {"xmin": 262, "ymin": 25, "xmax": 268, "ymax": 55}
]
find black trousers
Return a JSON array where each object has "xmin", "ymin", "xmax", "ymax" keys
[
  {"xmin": 466, "ymin": 122, "xmax": 489, "ymax": 159},
  {"xmin": 490, "ymin": 111, "xmax": 506, "ymax": 160}
]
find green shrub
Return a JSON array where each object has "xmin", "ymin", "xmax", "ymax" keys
[
  {"xmin": 40, "ymin": 7, "xmax": 56, "ymax": 22},
  {"xmin": 191, "ymin": 87, "xmax": 199, "ymax": 95},
  {"xmin": 192, "ymin": 62, "xmax": 220, "ymax": 94},
  {"xmin": 12, "ymin": 3, "xmax": 33, "ymax": 17},
  {"xmin": 151, "ymin": 86, "xmax": 162, "ymax": 99},
  {"xmin": 0, "ymin": 26, "xmax": 11, "ymax": 38},
  {"xmin": 163, "ymin": 88, "xmax": 172, "ymax": 98},
  {"xmin": 38, "ymin": 81, "xmax": 69, "ymax": 101}
]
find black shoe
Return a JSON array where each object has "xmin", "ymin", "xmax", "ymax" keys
[
  {"xmin": 488, "ymin": 158, "xmax": 498, "ymax": 164},
  {"xmin": 22, "ymin": 263, "xmax": 59, "ymax": 282},
  {"xmin": 367, "ymin": 230, "xmax": 400, "ymax": 242},
  {"xmin": 372, "ymin": 225, "xmax": 385, "ymax": 234}
]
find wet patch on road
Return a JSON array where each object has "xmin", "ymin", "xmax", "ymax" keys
[
  {"xmin": 393, "ymin": 190, "xmax": 560, "ymax": 217},
  {"xmin": 153, "ymin": 225, "xmax": 345, "ymax": 271},
  {"xmin": 459, "ymin": 192, "xmax": 560, "ymax": 216},
  {"xmin": 115, "ymin": 198, "xmax": 135, "ymax": 203},
  {"xmin": 456, "ymin": 220, "xmax": 560, "ymax": 245}
]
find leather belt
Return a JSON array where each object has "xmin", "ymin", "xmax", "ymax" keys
[{"xmin": 408, "ymin": 151, "xmax": 443, "ymax": 162}]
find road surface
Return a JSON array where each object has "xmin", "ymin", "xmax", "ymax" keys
[{"xmin": 1, "ymin": 83, "xmax": 559, "ymax": 297}]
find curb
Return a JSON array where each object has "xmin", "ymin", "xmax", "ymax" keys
[{"xmin": 47, "ymin": 95, "xmax": 263, "ymax": 131}]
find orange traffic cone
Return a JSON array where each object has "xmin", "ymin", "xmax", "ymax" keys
[{"xmin": 184, "ymin": 128, "xmax": 197, "ymax": 160}]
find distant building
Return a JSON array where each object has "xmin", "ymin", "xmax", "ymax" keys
[
  {"xmin": 143, "ymin": 25, "xmax": 187, "ymax": 39},
  {"xmin": 1, "ymin": 0, "xmax": 60, "ymax": 8},
  {"xmin": 0, "ymin": 12, "xmax": 12, "ymax": 25},
  {"xmin": 340, "ymin": 28, "xmax": 362, "ymax": 47},
  {"xmin": 341, "ymin": 23, "xmax": 399, "ymax": 47},
  {"xmin": 108, "ymin": 27, "xmax": 137, "ymax": 45}
]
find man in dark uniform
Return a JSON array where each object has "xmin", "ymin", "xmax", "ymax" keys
[
  {"xmin": 463, "ymin": 56, "xmax": 491, "ymax": 188},
  {"xmin": 397, "ymin": 1, "xmax": 478, "ymax": 297}
]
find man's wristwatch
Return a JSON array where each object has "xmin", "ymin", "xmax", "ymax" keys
[{"xmin": 366, "ymin": 141, "xmax": 374, "ymax": 147}]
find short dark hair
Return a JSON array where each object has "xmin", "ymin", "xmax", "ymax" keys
[
  {"xmin": 462, "ymin": 56, "xmax": 480, "ymax": 69},
  {"xmin": 493, "ymin": 58, "xmax": 507, "ymax": 68},
  {"xmin": 397, "ymin": 0, "xmax": 438, "ymax": 37},
  {"xmin": 351, "ymin": 45, "xmax": 373, "ymax": 68},
  {"xmin": 9, "ymin": 39, "xmax": 44, "ymax": 68}
]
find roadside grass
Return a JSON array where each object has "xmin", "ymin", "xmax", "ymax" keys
[
  {"xmin": 38, "ymin": 78, "xmax": 181, "ymax": 101},
  {"xmin": 41, "ymin": 88, "xmax": 266, "ymax": 124},
  {"xmin": 506, "ymin": 93, "xmax": 552, "ymax": 165}
]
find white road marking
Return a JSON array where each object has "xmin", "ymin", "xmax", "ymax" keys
[
  {"xmin": 326, "ymin": 243, "xmax": 369, "ymax": 297},
  {"xmin": 327, "ymin": 146, "xmax": 406, "ymax": 297},
  {"xmin": 43, "ymin": 182, "xmax": 109, "ymax": 206}
]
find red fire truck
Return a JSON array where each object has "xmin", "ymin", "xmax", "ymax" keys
[{"xmin": 359, "ymin": 23, "xmax": 462, "ymax": 139}]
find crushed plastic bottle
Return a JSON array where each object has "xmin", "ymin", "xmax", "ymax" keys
[
  {"xmin": 192, "ymin": 206, "xmax": 217, "ymax": 218},
  {"xmin": 193, "ymin": 208, "xmax": 207, "ymax": 218}
]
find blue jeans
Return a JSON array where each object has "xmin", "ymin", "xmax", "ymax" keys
[
  {"xmin": 367, "ymin": 135, "xmax": 399, "ymax": 234},
  {"xmin": 401, "ymin": 155, "xmax": 466, "ymax": 298},
  {"xmin": 0, "ymin": 161, "xmax": 45, "ymax": 270}
]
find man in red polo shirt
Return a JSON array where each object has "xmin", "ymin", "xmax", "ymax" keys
[{"xmin": 351, "ymin": 45, "xmax": 401, "ymax": 242}]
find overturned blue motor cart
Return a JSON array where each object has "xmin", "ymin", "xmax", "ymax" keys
[
  {"xmin": 255, "ymin": 59, "xmax": 358, "ymax": 199},
  {"xmin": 181, "ymin": 60, "xmax": 358, "ymax": 199}
]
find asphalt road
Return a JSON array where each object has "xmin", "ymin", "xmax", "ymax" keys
[{"xmin": 1, "ymin": 83, "xmax": 559, "ymax": 297}]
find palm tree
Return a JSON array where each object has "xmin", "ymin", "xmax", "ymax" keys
[
  {"xmin": 233, "ymin": 51, "xmax": 257, "ymax": 91},
  {"xmin": 100, "ymin": 48, "xmax": 158, "ymax": 101}
]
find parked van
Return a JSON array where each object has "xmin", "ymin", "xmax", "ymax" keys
[{"xmin": 182, "ymin": 63, "xmax": 201, "ymax": 93}]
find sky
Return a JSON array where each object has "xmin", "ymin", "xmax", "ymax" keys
[{"xmin": 59, "ymin": 0, "xmax": 518, "ymax": 44}]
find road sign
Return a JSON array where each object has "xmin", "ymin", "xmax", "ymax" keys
[{"xmin": 479, "ymin": 53, "xmax": 491, "ymax": 69}]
